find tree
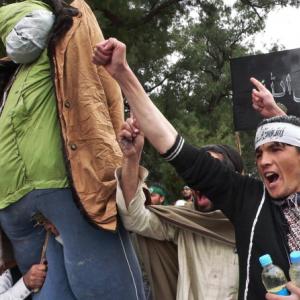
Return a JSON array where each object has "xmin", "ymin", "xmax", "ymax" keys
[
  {"xmin": 93, "ymin": 0, "xmax": 268, "ymax": 197},
  {"xmin": 92, "ymin": 0, "xmax": 259, "ymax": 198}
]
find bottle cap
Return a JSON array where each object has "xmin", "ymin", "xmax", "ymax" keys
[
  {"xmin": 259, "ymin": 254, "xmax": 272, "ymax": 267},
  {"xmin": 290, "ymin": 251, "xmax": 300, "ymax": 264}
]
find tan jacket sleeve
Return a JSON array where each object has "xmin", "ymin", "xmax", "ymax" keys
[
  {"xmin": 97, "ymin": 67, "xmax": 124, "ymax": 135},
  {"xmin": 85, "ymin": 7, "xmax": 124, "ymax": 136},
  {"xmin": 93, "ymin": 19, "xmax": 124, "ymax": 135}
]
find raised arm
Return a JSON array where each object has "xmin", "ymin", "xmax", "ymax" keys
[
  {"xmin": 118, "ymin": 118, "xmax": 144, "ymax": 208},
  {"xmin": 93, "ymin": 38, "xmax": 177, "ymax": 154},
  {"xmin": 250, "ymin": 77, "xmax": 286, "ymax": 118},
  {"xmin": 115, "ymin": 118, "xmax": 176, "ymax": 241}
]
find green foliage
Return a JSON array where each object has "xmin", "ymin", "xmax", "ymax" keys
[{"xmin": 87, "ymin": 0, "xmax": 300, "ymax": 198}]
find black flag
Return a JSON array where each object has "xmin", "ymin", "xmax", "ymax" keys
[{"xmin": 230, "ymin": 48, "xmax": 300, "ymax": 131}]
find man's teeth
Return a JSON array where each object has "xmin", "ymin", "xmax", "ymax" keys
[
  {"xmin": 265, "ymin": 172, "xmax": 278, "ymax": 183},
  {"xmin": 265, "ymin": 172, "xmax": 275, "ymax": 177}
]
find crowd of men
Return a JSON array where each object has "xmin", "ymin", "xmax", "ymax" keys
[{"xmin": 0, "ymin": 0, "xmax": 300, "ymax": 300}]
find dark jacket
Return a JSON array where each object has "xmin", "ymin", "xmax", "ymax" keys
[{"xmin": 164, "ymin": 137, "xmax": 290, "ymax": 300}]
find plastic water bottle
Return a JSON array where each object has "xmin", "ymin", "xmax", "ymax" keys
[
  {"xmin": 289, "ymin": 251, "xmax": 300, "ymax": 287},
  {"xmin": 259, "ymin": 254, "xmax": 289, "ymax": 296}
]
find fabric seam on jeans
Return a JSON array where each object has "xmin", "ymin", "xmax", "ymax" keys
[{"xmin": 118, "ymin": 230, "xmax": 139, "ymax": 300}]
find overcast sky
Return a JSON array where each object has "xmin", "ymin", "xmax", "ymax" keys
[
  {"xmin": 255, "ymin": 6, "xmax": 300, "ymax": 51},
  {"xmin": 222, "ymin": 0, "xmax": 300, "ymax": 51}
]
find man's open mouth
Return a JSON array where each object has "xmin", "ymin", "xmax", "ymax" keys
[{"xmin": 265, "ymin": 172, "xmax": 279, "ymax": 184}]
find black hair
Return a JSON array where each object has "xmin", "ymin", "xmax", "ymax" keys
[
  {"xmin": 201, "ymin": 144, "xmax": 244, "ymax": 174},
  {"xmin": 258, "ymin": 115, "xmax": 300, "ymax": 127},
  {"xmin": 42, "ymin": 0, "xmax": 80, "ymax": 51},
  {"xmin": 0, "ymin": 59, "xmax": 18, "ymax": 106}
]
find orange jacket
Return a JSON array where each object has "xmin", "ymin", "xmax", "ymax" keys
[{"xmin": 52, "ymin": 0, "xmax": 123, "ymax": 231}]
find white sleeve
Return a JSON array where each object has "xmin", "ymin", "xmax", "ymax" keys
[
  {"xmin": 6, "ymin": 10, "xmax": 55, "ymax": 63},
  {"xmin": 0, "ymin": 270, "xmax": 12, "ymax": 294},
  {"xmin": 115, "ymin": 167, "xmax": 176, "ymax": 241},
  {"xmin": 0, "ymin": 270, "xmax": 31, "ymax": 300}
]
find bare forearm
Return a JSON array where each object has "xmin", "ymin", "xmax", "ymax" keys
[
  {"xmin": 116, "ymin": 66, "xmax": 177, "ymax": 154},
  {"xmin": 120, "ymin": 158, "xmax": 140, "ymax": 208},
  {"xmin": 269, "ymin": 105, "xmax": 286, "ymax": 117}
]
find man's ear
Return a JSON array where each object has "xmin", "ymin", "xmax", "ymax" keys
[{"xmin": 160, "ymin": 196, "xmax": 165, "ymax": 203}]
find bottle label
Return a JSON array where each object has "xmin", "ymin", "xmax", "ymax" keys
[{"xmin": 274, "ymin": 288, "xmax": 289, "ymax": 296}]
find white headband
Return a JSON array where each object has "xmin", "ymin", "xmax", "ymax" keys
[{"xmin": 255, "ymin": 122, "xmax": 300, "ymax": 150}]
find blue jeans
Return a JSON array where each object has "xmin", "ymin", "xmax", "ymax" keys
[{"xmin": 0, "ymin": 189, "xmax": 145, "ymax": 300}]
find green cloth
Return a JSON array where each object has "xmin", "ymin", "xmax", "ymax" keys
[
  {"xmin": 149, "ymin": 186, "xmax": 166, "ymax": 196},
  {"xmin": 0, "ymin": 1, "xmax": 68, "ymax": 209}
]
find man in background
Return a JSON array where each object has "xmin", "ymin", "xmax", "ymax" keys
[
  {"xmin": 115, "ymin": 118, "xmax": 240, "ymax": 300},
  {"xmin": 182, "ymin": 186, "xmax": 193, "ymax": 202},
  {"xmin": 149, "ymin": 185, "xmax": 167, "ymax": 205}
]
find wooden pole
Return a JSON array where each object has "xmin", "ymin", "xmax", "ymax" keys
[
  {"xmin": 33, "ymin": 230, "xmax": 50, "ymax": 293},
  {"xmin": 235, "ymin": 131, "xmax": 242, "ymax": 155}
]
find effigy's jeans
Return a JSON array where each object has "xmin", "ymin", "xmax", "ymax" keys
[{"xmin": 0, "ymin": 188, "xmax": 145, "ymax": 300}]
